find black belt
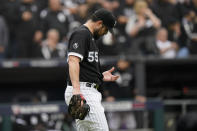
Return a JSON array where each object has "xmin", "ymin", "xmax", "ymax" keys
[{"xmin": 67, "ymin": 81, "xmax": 99, "ymax": 89}]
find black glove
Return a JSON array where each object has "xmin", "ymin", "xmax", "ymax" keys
[{"xmin": 68, "ymin": 94, "xmax": 90, "ymax": 120}]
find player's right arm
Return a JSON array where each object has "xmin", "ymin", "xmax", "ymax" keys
[
  {"xmin": 67, "ymin": 30, "xmax": 88, "ymax": 95},
  {"xmin": 68, "ymin": 55, "xmax": 81, "ymax": 95}
]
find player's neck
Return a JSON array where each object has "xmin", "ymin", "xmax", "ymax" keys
[{"xmin": 84, "ymin": 21, "xmax": 94, "ymax": 35}]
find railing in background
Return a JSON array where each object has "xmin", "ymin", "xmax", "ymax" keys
[
  {"xmin": 1, "ymin": 56, "xmax": 197, "ymax": 97},
  {"xmin": 0, "ymin": 100, "xmax": 164, "ymax": 131}
]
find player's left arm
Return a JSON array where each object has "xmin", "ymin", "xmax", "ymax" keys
[{"xmin": 102, "ymin": 67, "xmax": 119, "ymax": 82}]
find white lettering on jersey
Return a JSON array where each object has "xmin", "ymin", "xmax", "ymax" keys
[{"xmin": 88, "ymin": 51, "xmax": 98, "ymax": 62}]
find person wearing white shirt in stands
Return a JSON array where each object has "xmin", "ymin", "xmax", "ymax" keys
[{"xmin": 156, "ymin": 28, "xmax": 178, "ymax": 58}]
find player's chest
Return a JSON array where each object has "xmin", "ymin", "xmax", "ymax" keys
[{"xmin": 85, "ymin": 38, "xmax": 99, "ymax": 63}]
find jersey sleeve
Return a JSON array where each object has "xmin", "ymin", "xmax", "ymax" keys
[{"xmin": 67, "ymin": 31, "xmax": 89, "ymax": 61}]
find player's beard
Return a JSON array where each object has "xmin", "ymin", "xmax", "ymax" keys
[{"xmin": 93, "ymin": 29, "xmax": 102, "ymax": 40}]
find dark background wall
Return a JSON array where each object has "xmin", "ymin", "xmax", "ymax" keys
[{"xmin": 1, "ymin": 57, "xmax": 197, "ymax": 103}]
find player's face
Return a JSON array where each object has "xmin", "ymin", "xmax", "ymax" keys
[
  {"xmin": 100, "ymin": 24, "xmax": 109, "ymax": 35},
  {"xmin": 93, "ymin": 23, "xmax": 108, "ymax": 40}
]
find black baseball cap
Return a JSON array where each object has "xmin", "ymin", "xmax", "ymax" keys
[{"xmin": 92, "ymin": 8, "xmax": 116, "ymax": 33}]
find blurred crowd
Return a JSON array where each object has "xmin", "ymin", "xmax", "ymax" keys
[{"xmin": 0, "ymin": 0, "xmax": 197, "ymax": 59}]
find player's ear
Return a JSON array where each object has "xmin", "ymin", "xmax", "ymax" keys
[{"xmin": 97, "ymin": 20, "xmax": 103, "ymax": 28}]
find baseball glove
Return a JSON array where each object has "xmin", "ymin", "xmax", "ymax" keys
[{"xmin": 68, "ymin": 94, "xmax": 90, "ymax": 120}]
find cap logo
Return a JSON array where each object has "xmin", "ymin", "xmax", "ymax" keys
[{"xmin": 73, "ymin": 43, "xmax": 79, "ymax": 49}]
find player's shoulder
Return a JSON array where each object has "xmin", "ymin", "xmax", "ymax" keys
[{"xmin": 72, "ymin": 25, "xmax": 91, "ymax": 38}]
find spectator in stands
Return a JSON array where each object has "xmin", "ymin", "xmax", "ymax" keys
[
  {"xmin": 69, "ymin": 3, "xmax": 89, "ymax": 31},
  {"xmin": 113, "ymin": 0, "xmax": 135, "ymax": 54},
  {"xmin": 3, "ymin": 0, "xmax": 20, "ymax": 58},
  {"xmin": 180, "ymin": 9, "xmax": 197, "ymax": 55},
  {"xmin": 40, "ymin": 29, "xmax": 67, "ymax": 59},
  {"xmin": 104, "ymin": 58, "xmax": 146, "ymax": 129},
  {"xmin": 176, "ymin": 112, "xmax": 197, "ymax": 131},
  {"xmin": 156, "ymin": 28, "xmax": 178, "ymax": 58},
  {"xmin": 31, "ymin": 29, "xmax": 44, "ymax": 58},
  {"xmin": 115, "ymin": 0, "xmax": 134, "ymax": 32},
  {"xmin": 104, "ymin": 59, "xmax": 135, "ymax": 99},
  {"xmin": 125, "ymin": 0, "xmax": 161, "ymax": 55},
  {"xmin": 168, "ymin": 18, "xmax": 189, "ymax": 57},
  {"xmin": 169, "ymin": 0, "xmax": 190, "ymax": 21},
  {"xmin": 150, "ymin": 0, "xmax": 179, "ymax": 28},
  {"xmin": 40, "ymin": 0, "xmax": 71, "ymax": 42},
  {"xmin": 168, "ymin": 18, "xmax": 181, "ymax": 43},
  {"xmin": 104, "ymin": 58, "xmax": 136, "ymax": 130},
  {"xmin": 0, "ymin": 16, "xmax": 9, "ymax": 59},
  {"xmin": 15, "ymin": 0, "xmax": 40, "ymax": 58},
  {"xmin": 62, "ymin": 0, "xmax": 79, "ymax": 14}
]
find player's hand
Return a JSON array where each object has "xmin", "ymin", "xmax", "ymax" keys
[{"xmin": 102, "ymin": 67, "xmax": 119, "ymax": 82}]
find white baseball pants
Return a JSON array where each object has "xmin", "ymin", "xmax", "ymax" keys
[{"xmin": 65, "ymin": 82, "xmax": 109, "ymax": 131}]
